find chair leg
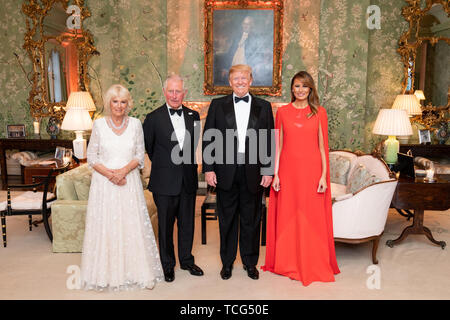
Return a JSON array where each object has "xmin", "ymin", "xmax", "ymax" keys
[
  {"xmin": 201, "ymin": 205, "xmax": 206, "ymax": 245},
  {"xmin": 1, "ymin": 212, "xmax": 6, "ymax": 247},
  {"xmin": 372, "ymin": 236, "xmax": 380, "ymax": 265},
  {"xmin": 42, "ymin": 209, "xmax": 53, "ymax": 241},
  {"xmin": 28, "ymin": 215, "xmax": 33, "ymax": 231}
]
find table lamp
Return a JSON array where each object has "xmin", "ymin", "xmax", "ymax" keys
[
  {"xmin": 372, "ymin": 109, "xmax": 412, "ymax": 164},
  {"xmin": 61, "ymin": 92, "xmax": 94, "ymax": 159},
  {"xmin": 391, "ymin": 94, "xmax": 422, "ymax": 116},
  {"xmin": 414, "ymin": 90, "xmax": 425, "ymax": 102}
]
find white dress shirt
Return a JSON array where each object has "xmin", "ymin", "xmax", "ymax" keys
[
  {"xmin": 233, "ymin": 93, "xmax": 251, "ymax": 153},
  {"xmin": 167, "ymin": 105, "xmax": 186, "ymax": 149}
]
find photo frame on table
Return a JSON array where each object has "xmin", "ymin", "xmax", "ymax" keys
[
  {"xmin": 54, "ymin": 146, "xmax": 65, "ymax": 161},
  {"xmin": 204, "ymin": 0, "xmax": 283, "ymax": 96},
  {"xmin": 418, "ymin": 129, "xmax": 431, "ymax": 144},
  {"xmin": 6, "ymin": 124, "xmax": 26, "ymax": 138}
]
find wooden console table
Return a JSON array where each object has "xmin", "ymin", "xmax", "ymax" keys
[
  {"xmin": 387, "ymin": 174, "xmax": 450, "ymax": 249},
  {"xmin": 0, "ymin": 138, "xmax": 73, "ymax": 189},
  {"xmin": 400, "ymin": 144, "xmax": 450, "ymax": 159}
]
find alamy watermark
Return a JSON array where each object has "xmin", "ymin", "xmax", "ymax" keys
[
  {"xmin": 66, "ymin": 265, "xmax": 81, "ymax": 290},
  {"xmin": 366, "ymin": 264, "xmax": 381, "ymax": 290},
  {"xmin": 366, "ymin": 5, "xmax": 381, "ymax": 30},
  {"xmin": 170, "ymin": 122, "xmax": 277, "ymax": 170},
  {"xmin": 66, "ymin": 5, "xmax": 81, "ymax": 30}
]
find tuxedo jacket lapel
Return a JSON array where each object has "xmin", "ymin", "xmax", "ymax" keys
[
  {"xmin": 161, "ymin": 103, "xmax": 181, "ymax": 152},
  {"xmin": 182, "ymin": 105, "xmax": 194, "ymax": 151},
  {"xmin": 247, "ymin": 94, "xmax": 261, "ymax": 131},
  {"xmin": 223, "ymin": 95, "xmax": 237, "ymax": 130}
]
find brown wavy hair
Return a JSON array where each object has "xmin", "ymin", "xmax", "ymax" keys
[{"xmin": 290, "ymin": 71, "xmax": 320, "ymax": 117}]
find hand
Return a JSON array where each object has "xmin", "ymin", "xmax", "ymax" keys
[
  {"xmin": 109, "ymin": 167, "xmax": 128, "ymax": 185},
  {"xmin": 205, "ymin": 171, "xmax": 217, "ymax": 187},
  {"xmin": 260, "ymin": 175, "xmax": 273, "ymax": 188},
  {"xmin": 272, "ymin": 175, "xmax": 280, "ymax": 192},
  {"xmin": 116, "ymin": 177, "xmax": 127, "ymax": 186},
  {"xmin": 317, "ymin": 176, "xmax": 327, "ymax": 193}
]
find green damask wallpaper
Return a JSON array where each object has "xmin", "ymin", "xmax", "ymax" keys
[{"xmin": 0, "ymin": 0, "xmax": 410, "ymax": 151}]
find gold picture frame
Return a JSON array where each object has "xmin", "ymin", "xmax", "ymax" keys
[{"xmin": 204, "ymin": 0, "xmax": 284, "ymax": 96}]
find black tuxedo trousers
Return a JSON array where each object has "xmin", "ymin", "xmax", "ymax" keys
[{"xmin": 153, "ymin": 184, "xmax": 196, "ymax": 271}]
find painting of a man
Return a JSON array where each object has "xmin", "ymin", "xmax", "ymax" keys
[{"xmin": 213, "ymin": 10, "xmax": 274, "ymax": 86}]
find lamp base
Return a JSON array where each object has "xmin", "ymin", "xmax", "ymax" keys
[
  {"xmin": 384, "ymin": 135, "xmax": 399, "ymax": 164},
  {"xmin": 73, "ymin": 131, "xmax": 87, "ymax": 160}
]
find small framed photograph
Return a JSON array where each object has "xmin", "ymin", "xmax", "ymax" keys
[
  {"xmin": 418, "ymin": 129, "xmax": 431, "ymax": 144},
  {"xmin": 54, "ymin": 146, "xmax": 66, "ymax": 161},
  {"xmin": 7, "ymin": 124, "xmax": 26, "ymax": 138}
]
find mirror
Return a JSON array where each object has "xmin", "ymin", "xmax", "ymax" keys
[
  {"xmin": 22, "ymin": 0, "xmax": 99, "ymax": 122},
  {"xmin": 398, "ymin": 0, "xmax": 449, "ymax": 129}
]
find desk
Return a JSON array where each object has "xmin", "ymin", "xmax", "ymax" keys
[
  {"xmin": 399, "ymin": 144, "xmax": 450, "ymax": 159},
  {"xmin": 0, "ymin": 138, "xmax": 73, "ymax": 189},
  {"xmin": 387, "ymin": 174, "xmax": 450, "ymax": 249}
]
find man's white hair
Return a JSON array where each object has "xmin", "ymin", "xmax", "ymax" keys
[{"xmin": 163, "ymin": 74, "xmax": 186, "ymax": 90}]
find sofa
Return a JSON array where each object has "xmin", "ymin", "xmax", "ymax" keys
[
  {"xmin": 51, "ymin": 155, "xmax": 157, "ymax": 253},
  {"xmin": 329, "ymin": 150, "xmax": 398, "ymax": 264}
]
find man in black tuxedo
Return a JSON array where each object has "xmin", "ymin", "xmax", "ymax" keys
[
  {"xmin": 203, "ymin": 64, "xmax": 274, "ymax": 280},
  {"xmin": 143, "ymin": 75, "xmax": 203, "ymax": 282}
]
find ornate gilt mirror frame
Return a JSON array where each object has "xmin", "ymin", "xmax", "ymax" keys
[
  {"xmin": 398, "ymin": 0, "xmax": 449, "ymax": 129},
  {"xmin": 203, "ymin": 0, "xmax": 284, "ymax": 96},
  {"xmin": 22, "ymin": 0, "xmax": 99, "ymax": 122}
]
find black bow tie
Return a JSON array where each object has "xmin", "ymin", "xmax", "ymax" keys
[
  {"xmin": 234, "ymin": 95, "xmax": 249, "ymax": 103},
  {"xmin": 169, "ymin": 108, "xmax": 182, "ymax": 116}
]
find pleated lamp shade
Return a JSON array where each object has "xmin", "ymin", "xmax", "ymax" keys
[
  {"xmin": 61, "ymin": 106, "xmax": 93, "ymax": 131},
  {"xmin": 391, "ymin": 94, "xmax": 422, "ymax": 116},
  {"xmin": 65, "ymin": 91, "xmax": 97, "ymax": 112},
  {"xmin": 372, "ymin": 109, "xmax": 412, "ymax": 136},
  {"xmin": 414, "ymin": 90, "xmax": 426, "ymax": 101},
  {"xmin": 61, "ymin": 92, "xmax": 94, "ymax": 159}
]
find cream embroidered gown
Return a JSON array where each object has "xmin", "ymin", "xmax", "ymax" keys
[{"xmin": 80, "ymin": 117, "xmax": 164, "ymax": 291}]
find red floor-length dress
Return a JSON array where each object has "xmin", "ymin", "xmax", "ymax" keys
[{"xmin": 261, "ymin": 103, "xmax": 340, "ymax": 286}]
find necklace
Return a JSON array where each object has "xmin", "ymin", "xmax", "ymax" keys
[{"xmin": 109, "ymin": 116, "xmax": 128, "ymax": 130}]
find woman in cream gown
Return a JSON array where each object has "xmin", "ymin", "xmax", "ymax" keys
[{"xmin": 80, "ymin": 84, "xmax": 163, "ymax": 291}]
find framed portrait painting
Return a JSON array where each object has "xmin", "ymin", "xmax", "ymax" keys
[{"xmin": 204, "ymin": 0, "xmax": 283, "ymax": 96}]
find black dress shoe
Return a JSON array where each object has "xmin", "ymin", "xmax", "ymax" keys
[
  {"xmin": 243, "ymin": 265, "xmax": 259, "ymax": 280},
  {"xmin": 164, "ymin": 269, "xmax": 175, "ymax": 282},
  {"xmin": 220, "ymin": 266, "xmax": 233, "ymax": 280},
  {"xmin": 181, "ymin": 264, "xmax": 204, "ymax": 276}
]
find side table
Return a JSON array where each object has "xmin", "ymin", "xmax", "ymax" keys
[{"xmin": 387, "ymin": 174, "xmax": 450, "ymax": 249}]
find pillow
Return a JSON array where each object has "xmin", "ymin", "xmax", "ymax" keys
[
  {"xmin": 346, "ymin": 164, "xmax": 381, "ymax": 194},
  {"xmin": 11, "ymin": 151, "xmax": 38, "ymax": 165},
  {"xmin": 72, "ymin": 170, "xmax": 92, "ymax": 200},
  {"xmin": 329, "ymin": 154, "xmax": 351, "ymax": 185}
]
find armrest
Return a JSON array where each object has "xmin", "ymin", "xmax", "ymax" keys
[{"xmin": 334, "ymin": 193, "xmax": 353, "ymax": 202}]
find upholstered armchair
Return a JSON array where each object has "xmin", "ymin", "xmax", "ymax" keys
[
  {"xmin": 51, "ymin": 155, "xmax": 157, "ymax": 253},
  {"xmin": 329, "ymin": 150, "xmax": 398, "ymax": 264}
]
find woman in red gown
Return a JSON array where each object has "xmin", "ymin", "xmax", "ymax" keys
[{"xmin": 261, "ymin": 71, "xmax": 340, "ymax": 286}]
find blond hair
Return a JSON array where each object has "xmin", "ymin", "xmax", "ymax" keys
[
  {"xmin": 103, "ymin": 84, "xmax": 133, "ymax": 115},
  {"xmin": 228, "ymin": 64, "xmax": 253, "ymax": 80}
]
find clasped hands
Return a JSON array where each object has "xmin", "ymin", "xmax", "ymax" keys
[{"xmin": 107, "ymin": 167, "xmax": 129, "ymax": 186}]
